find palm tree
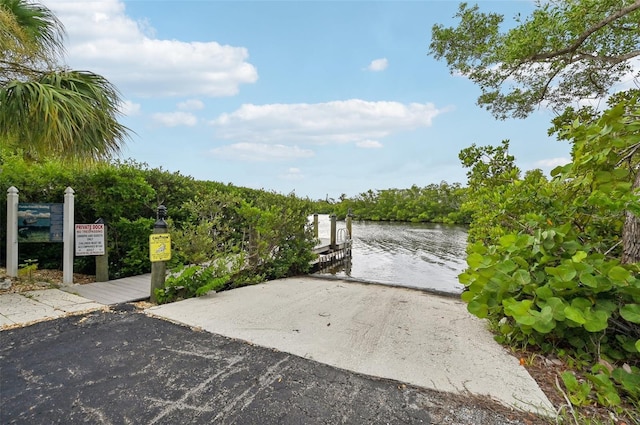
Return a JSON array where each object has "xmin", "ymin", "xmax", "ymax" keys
[{"xmin": 0, "ymin": 0, "xmax": 129, "ymax": 162}]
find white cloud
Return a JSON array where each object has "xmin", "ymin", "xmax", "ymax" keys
[
  {"xmin": 177, "ymin": 99, "xmax": 205, "ymax": 111},
  {"xmin": 367, "ymin": 58, "xmax": 388, "ymax": 72},
  {"xmin": 45, "ymin": 0, "xmax": 258, "ymax": 97},
  {"xmin": 280, "ymin": 168, "xmax": 304, "ymax": 181},
  {"xmin": 210, "ymin": 143, "xmax": 315, "ymax": 162},
  {"xmin": 534, "ymin": 157, "xmax": 571, "ymax": 168},
  {"xmin": 356, "ymin": 140, "xmax": 383, "ymax": 149},
  {"xmin": 120, "ymin": 100, "xmax": 141, "ymax": 116},
  {"xmin": 211, "ymin": 99, "xmax": 444, "ymax": 146},
  {"xmin": 152, "ymin": 112, "xmax": 198, "ymax": 127}
]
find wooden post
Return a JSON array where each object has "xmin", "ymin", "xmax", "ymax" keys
[
  {"xmin": 6, "ymin": 186, "xmax": 18, "ymax": 278},
  {"xmin": 63, "ymin": 187, "xmax": 75, "ymax": 285},
  {"xmin": 95, "ymin": 218, "xmax": 109, "ymax": 282},
  {"xmin": 313, "ymin": 213, "xmax": 319, "ymax": 239},
  {"xmin": 346, "ymin": 209, "xmax": 353, "ymax": 240},
  {"xmin": 150, "ymin": 205, "xmax": 168, "ymax": 304},
  {"xmin": 330, "ymin": 214, "xmax": 337, "ymax": 249}
]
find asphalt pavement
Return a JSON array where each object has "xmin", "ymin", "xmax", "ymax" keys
[{"xmin": 0, "ymin": 277, "xmax": 554, "ymax": 424}]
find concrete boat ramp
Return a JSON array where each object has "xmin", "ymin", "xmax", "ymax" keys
[
  {"xmin": 1, "ymin": 275, "xmax": 554, "ymax": 415},
  {"xmin": 148, "ymin": 277, "xmax": 553, "ymax": 415}
]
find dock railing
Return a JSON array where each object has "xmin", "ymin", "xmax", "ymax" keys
[{"xmin": 311, "ymin": 213, "xmax": 352, "ymax": 270}]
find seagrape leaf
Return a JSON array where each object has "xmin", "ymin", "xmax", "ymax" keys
[
  {"xmin": 512, "ymin": 269, "xmax": 531, "ymax": 286},
  {"xmin": 465, "ymin": 253, "xmax": 482, "ymax": 269},
  {"xmin": 467, "ymin": 300, "xmax": 488, "ymax": 318},
  {"xmin": 561, "ymin": 240, "xmax": 582, "ymax": 253},
  {"xmin": 565, "ymin": 306, "xmax": 586, "ymax": 324},
  {"xmin": 595, "ymin": 299, "xmax": 617, "ymax": 314},
  {"xmin": 579, "ymin": 272, "xmax": 598, "ymax": 288},
  {"xmin": 594, "ymin": 171, "xmax": 611, "ymax": 183},
  {"xmin": 612, "ymin": 168, "xmax": 629, "ymax": 179},
  {"xmin": 572, "ymin": 251, "xmax": 587, "ymax": 263},
  {"xmin": 549, "ymin": 277, "xmax": 578, "ymax": 291},
  {"xmin": 583, "ymin": 309, "xmax": 609, "ymax": 332},
  {"xmin": 503, "ymin": 298, "xmax": 533, "ymax": 316},
  {"xmin": 499, "ymin": 234, "xmax": 517, "ymax": 248},
  {"xmin": 515, "ymin": 313, "xmax": 537, "ymax": 326},
  {"xmin": 467, "ymin": 252, "xmax": 486, "ymax": 269},
  {"xmin": 546, "ymin": 297, "xmax": 567, "ymax": 321},
  {"xmin": 535, "ymin": 285, "xmax": 553, "ymax": 300},
  {"xmin": 496, "ymin": 259, "xmax": 517, "ymax": 274},
  {"xmin": 531, "ymin": 306, "xmax": 556, "ymax": 333},
  {"xmin": 546, "ymin": 264, "xmax": 577, "ymax": 282},
  {"xmin": 458, "ymin": 272, "xmax": 473, "ymax": 285},
  {"xmin": 556, "ymin": 264, "xmax": 577, "ymax": 282},
  {"xmin": 612, "ymin": 368, "xmax": 640, "ymax": 397},
  {"xmin": 571, "ymin": 297, "xmax": 592, "ymax": 310},
  {"xmin": 620, "ymin": 304, "xmax": 640, "ymax": 324},
  {"xmin": 608, "ymin": 266, "xmax": 631, "ymax": 282},
  {"xmin": 461, "ymin": 291, "xmax": 475, "ymax": 303}
]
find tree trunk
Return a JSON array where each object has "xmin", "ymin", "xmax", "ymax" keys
[{"xmin": 622, "ymin": 170, "xmax": 640, "ymax": 264}]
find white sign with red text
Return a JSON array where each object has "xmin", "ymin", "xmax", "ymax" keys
[{"xmin": 75, "ymin": 223, "xmax": 105, "ymax": 256}]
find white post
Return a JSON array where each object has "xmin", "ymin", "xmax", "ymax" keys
[
  {"xmin": 6, "ymin": 186, "xmax": 19, "ymax": 277},
  {"xmin": 63, "ymin": 187, "xmax": 75, "ymax": 285}
]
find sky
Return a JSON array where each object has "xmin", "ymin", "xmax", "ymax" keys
[{"xmin": 39, "ymin": 0, "xmax": 632, "ymax": 200}]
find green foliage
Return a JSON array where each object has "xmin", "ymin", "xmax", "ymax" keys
[
  {"xmin": 108, "ymin": 218, "xmax": 154, "ymax": 279},
  {"xmin": 561, "ymin": 371, "xmax": 592, "ymax": 407},
  {"xmin": 1, "ymin": 153, "xmax": 318, "ymax": 284},
  {"xmin": 17, "ymin": 258, "xmax": 38, "ymax": 281},
  {"xmin": 154, "ymin": 261, "xmax": 233, "ymax": 304},
  {"xmin": 459, "ymin": 93, "xmax": 640, "ymax": 408},
  {"xmin": 429, "ymin": 1, "xmax": 640, "ymax": 119},
  {"xmin": 156, "ymin": 189, "xmax": 315, "ymax": 303},
  {"xmin": 320, "ymin": 182, "xmax": 468, "ymax": 224}
]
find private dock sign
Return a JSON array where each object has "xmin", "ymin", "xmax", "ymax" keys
[
  {"xmin": 75, "ymin": 224, "xmax": 105, "ymax": 256},
  {"xmin": 150, "ymin": 233, "xmax": 171, "ymax": 262}
]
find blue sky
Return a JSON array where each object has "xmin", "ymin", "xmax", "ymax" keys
[{"xmin": 45, "ymin": 0, "xmax": 578, "ymax": 200}]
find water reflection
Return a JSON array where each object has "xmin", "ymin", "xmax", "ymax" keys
[{"xmin": 313, "ymin": 216, "xmax": 467, "ymax": 294}]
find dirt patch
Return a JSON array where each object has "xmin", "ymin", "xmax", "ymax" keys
[
  {"xmin": 515, "ymin": 349, "xmax": 638, "ymax": 424},
  {"xmin": 0, "ymin": 267, "xmax": 95, "ymax": 294}
]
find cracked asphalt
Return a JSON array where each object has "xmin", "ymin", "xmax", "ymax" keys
[{"xmin": 0, "ymin": 307, "xmax": 545, "ymax": 424}]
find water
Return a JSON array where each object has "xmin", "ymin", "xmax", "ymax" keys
[{"xmin": 313, "ymin": 215, "xmax": 468, "ymax": 294}]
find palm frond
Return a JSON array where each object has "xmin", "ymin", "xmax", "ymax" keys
[{"xmin": 0, "ymin": 70, "xmax": 130, "ymax": 163}]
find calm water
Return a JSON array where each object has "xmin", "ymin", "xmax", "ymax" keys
[{"xmin": 313, "ymin": 215, "xmax": 468, "ymax": 294}]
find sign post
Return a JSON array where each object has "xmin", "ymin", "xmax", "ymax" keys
[
  {"xmin": 150, "ymin": 205, "xmax": 170, "ymax": 303},
  {"xmin": 75, "ymin": 223, "xmax": 105, "ymax": 256},
  {"xmin": 94, "ymin": 219, "xmax": 109, "ymax": 282},
  {"xmin": 63, "ymin": 187, "xmax": 75, "ymax": 285},
  {"xmin": 6, "ymin": 187, "xmax": 19, "ymax": 277}
]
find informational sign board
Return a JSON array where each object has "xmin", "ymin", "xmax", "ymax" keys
[
  {"xmin": 18, "ymin": 203, "xmax": 63, "ymax": 243},
  {"xmin": 75, "ymin": 223, "xmax": 105, "ymax": 256},
  {"xmin": 150, "ymin": 233, "xmax": 171, "ymax": 262}
]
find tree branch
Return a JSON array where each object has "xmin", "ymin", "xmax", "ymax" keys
[
  {"xmin": 530, "ymin": 0, "xmax": 640, "ymax": 62},
  {"xmin": 574, "ymin": 49, "xmax": 640, "ymax": 65}
]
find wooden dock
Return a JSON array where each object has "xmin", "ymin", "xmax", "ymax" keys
[
  {"xmin": 312, "ymin": 236, "xmax": 352, "ymax": 270},
  {"xmin": 61, "ymin": 274, "xmax": 151, "ymax": 305}
]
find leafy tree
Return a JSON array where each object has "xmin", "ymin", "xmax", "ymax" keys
[
  {"xmin": 459, "ymin": 140, "xmax": 520, "ymax": 189},
  {"xmin": 430, "ymin": 1, "xmax": 640, "ymax": 120},
  {"xmin": 432, "ymin": 1, "xmax": 640, "ymax": 264},
  {"xmin": 433, "ymin": 1, "xmax": 640, "ymax": 410},
  {"xmin": 0, "ymin": 0, "xmax": 129, "ymax": 162},
  {"xmin": 459, "ymin": 106, "xmax": 640, "ymax": 408},
  {"xmin": 323, "ymin": 183, "xmax": 468, "ymax": 224}
]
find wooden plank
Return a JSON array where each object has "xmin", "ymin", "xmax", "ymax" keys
[{"xmin": 62, "ymin": 274, "xmax": 151, "ymax": 305}]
